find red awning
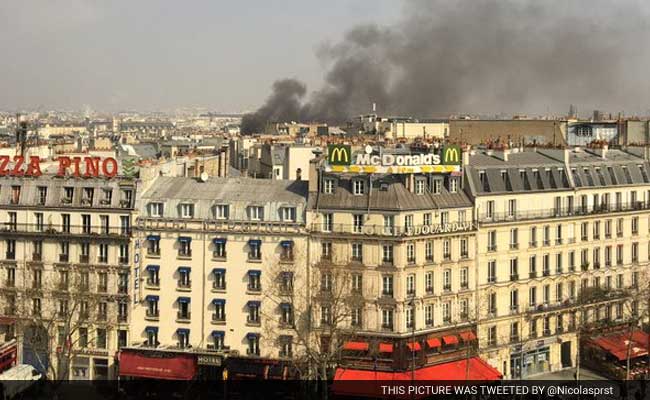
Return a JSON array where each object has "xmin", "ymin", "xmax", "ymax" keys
[
  {"xmin": 119, "ymin": 351, "xmax": 197, "ymax": 380},
  {"xmin": 459, "ymin": 331, "xmax": 477, "ymax": 342},
  {"xmin": 379, "ymin": 343, "xmax": 393, "ymax": 353},
  {"xmin": 590, "ymin": 330, "xmax": 650, "ymax": 361},
  {"xmin": 406, "ymin": 342, "xmax": 422, "ymax": 351},
  {"xmin": 442, "ymin": 335, "xmax": 459, "ymax": 345},
  {"xmin": 427, "ymin": 338, "xmax": 442, "ymax": 348},
  {"xmin": 333, "ymin": 357, "xmax": 502, "ymax": 393},
  {"xmin": 343, "ymin": 341, "xmax": 369, "ymax": 351}
]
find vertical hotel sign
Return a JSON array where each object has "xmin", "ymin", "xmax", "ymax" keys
[
  {"xmin": 133, "ymin": 239, "xmax": 141, "ymax": 305},
  {"xmin": 325, "ymin": 144, "xmax": 462, "ymax": 173}
]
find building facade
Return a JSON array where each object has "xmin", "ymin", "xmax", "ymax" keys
[
  {"xmin": 0, "ymin": 174, "xmax": 136, "ymax": 379},
  {"xmin": 465, "ymin": 146, "xmax": 650, "ymax": 378},
  {"xmin": 129, "ymin": 176, "xmax": 308, "ymax": 377}
]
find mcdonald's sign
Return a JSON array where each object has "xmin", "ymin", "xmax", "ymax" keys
[
  {"xmin": 441, "ymin": 145, "xmax": 461, "ymax": 165},
  {"xmin": 327, "ymin": 144, "xmax": 351, "ymax": 166}
]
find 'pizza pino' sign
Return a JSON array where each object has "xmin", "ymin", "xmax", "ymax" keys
[{"xmin": 0, "ymin": 156, "xmax": 119, "ymax": 178}]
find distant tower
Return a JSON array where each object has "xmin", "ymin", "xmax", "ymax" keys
[
  {"xmin": 15, "ymin": 114, "xmax": 28, "ymax": 157},
  {"xmin": 568, "ymin": 104, "xmax": 578, "ymax": 119}
]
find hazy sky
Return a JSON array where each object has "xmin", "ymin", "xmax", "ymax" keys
[{"xmin": 0, "ymin": 1, "xmax": 399, "ymax": 112}]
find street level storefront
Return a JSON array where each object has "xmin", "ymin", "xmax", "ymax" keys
[
  {"xmin": 332, "ymin": 357, "xmax": 501, "ymax": 397},
  {"xmin": 583, "ymin": 329, "xmax": 650, "ymax": 379},
  {"xmin": 118, "ymin": 349, "xmax": 198, "ymax": 380},
  {"xmin": 509, "ymin": 344, "xmax": 551, "ymax": 379}
]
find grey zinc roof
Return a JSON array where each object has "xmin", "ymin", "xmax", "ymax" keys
[
  {"xmin": 311, "ymin": 177, "xmax": 472, "ymax": 211},
  {"xmin": 467, "ymin": 148, "xmax": 650, "ymax": 195},
  {"xmin": 142, "ymin": 176, "xmax": 307, "ymax": 203}
]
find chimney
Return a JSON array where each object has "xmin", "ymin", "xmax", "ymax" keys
[
  {"xmin": 462, "ymin": 145, "xmax": 471, "ymax": 166},
  {"xmin": 308, "ymin": 159, "xmax": 320, "ymax": 193}
]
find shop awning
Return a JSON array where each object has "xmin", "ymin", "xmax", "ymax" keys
[
  {"xmin": 178, "ymin": 266, "xmax": 191, "ymax": 274},
  {"xmin": 343, "ymin": 341, "xmax": 369, "ymax": 351},
  {"xmin": 248, "ymin": 239, "xmax": 262, "ymax": 246},
  {"xmin": 213, "ymin": 238, "xmax": 227, "ymax": 245},
  {"xmin": 177, "ymin": 297, "xmax": 191, "ymax": 304},
  {"xmin": 213, "ymin": 268, "xmax": 226, "ymax": 275},
  {"xmin": 379, "ymin": 343, "xmax": 393, "ymax": 353},
  {"xmin": 144, "ymin": 326, "xmax": 158, "ymax": 334},
  {"xmin": 145, "ymin": 265, "xmax": 160, "ymax": 271},
  {"xmin": 333, "ymin": 356, "xmax": 501, "ymax": 387},
  {"xmin": 178, "ymin": 236, "xmax": 192, "ymax": 243},
  {"xmin": 211, "ymin": 330, "xmax": 225, "ymax": 338},
  {"xmin": 145, "ymin": 295, "xmax": 159, "ymax": 302},
  {"xmin": 280, "ymin": 240, "xmax": 293, "ymax": 247},
  {"xmin": 146, "ymin": 235, "xmax": 160, "ymax": 241},
  {"xmin": 459, "ymin": 331, "xmax": 477, "ymax": 342},
  {"xmin": 119, "ymin": 350, "xmax": 197, "ymax": 380},
  {"xmin": 212, "ymin": 299, "xmax": 226, "ymax": 306},
  {"xmin": 406, "ymin": 341, "xmax": 421, "ymax": 351},
  {"xmin": 247, "ymin": 270, "xmax": 261, "ymax": 277},
  {"xmin": 247, "ymin": 300, "xmax": 261, "ymax": 307},
  {"xmin": 443, "ymin": 335, "xmax": 459, "ymax": 345},
  {"xmin": 427, "ymin": 338, "xmax": 442, "ymax": 348},
  {"xmin": 279, "ymin": 303, "xmax": 292, "ymax": 310},
  {"xmin": 176, "ymin": 328, "xmax": 190, "ymax": 336},
  {"xmin": 589, "ymin": 330, "xmax": 650, "ymax": 361},
  {"xmin": 246, "ymin": 332, "xmax": 260, "ymax": 340}
]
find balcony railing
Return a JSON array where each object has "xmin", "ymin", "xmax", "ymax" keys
[
  {"xmin": 309, "ymin": 221, "xmax": 476, "ymax": 236},
  {"xmin": 479, "ymin": 201, "xmax": 650, "ymax": 223},
  {"xmin": 0, "ymin": 223, "xmax": 131, "ymax": 238}
]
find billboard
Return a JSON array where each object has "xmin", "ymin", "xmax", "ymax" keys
[{"xmin": 325, "ymin": 144, "xmax": 461, "ymax": 174}]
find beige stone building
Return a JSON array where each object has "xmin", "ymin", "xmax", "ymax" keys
[
  {"xmin": 0, "ymin": 174, "xmax": 137, "ymax": 379},
  {"xmin": 465, "ymin": 146, "xmax": 650, "ymax": 378},
  {"xmin": 131, "ymin": 176, "xmax": 308, "ymax": 371}
]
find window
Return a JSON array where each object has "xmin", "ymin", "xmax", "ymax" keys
[
  {"xmin": 58, "ymin": 270, "xmax": 69, "ymax": 291},
  {"xmin": 510, "ymin": 289, "xmax": 519, "ymax": 313},
  {"xmin": 320, "ymin": 272, "xmax": 332, "ymax": 292},
  {"xmin": 529, "ymin": 255, "xmax": 537, "ymax": 278},
  {"xmin": 507, "ymin": 199, "xmax": 516, "ymax": 218},
  {"xmin": 443, "ymin": 269, "xmax": 452, "ymax": 291},
  {"xmin": 383, "ymin": 215, "xmax": 395, "ymax": 233},
  {"xmin": 449, "ymin": 178, "xmax": 458, "ymax": 193},
  {"xmin": 6, "ymin": 267, "xmax": 15, "ymax": 287},
  {"xmin": 248, "ymin": 271, "xmax": 261, "ymax": 291},
  {"xmin": 406, "ymin": 274, "xmax": 415, "ymax": 296},
  {"xmin": 382, "ymin": 275, "xmax": 394, "ymax": 297},
  {"xmin": 425, "ymin": 271, "xmax": 433, "ymax": 293},
  {"xmin": 322, "ymin": 213, "xmax": 333, "ymax": 232},
  {"xmin": 406, "ymin": 308, "xmax": 414, "ymax": 328},
  {"xmin": 180, "ymin": 204, "xmax": 194, "ymax": 219},
  {"xmin": 485, "ymin": 200, "xmax": 495, "ymax": 220},
  {"xmin": 102, "ymin": 188, "xmax": 112, "ymax": 205},
  {"xmin": 35, "ymin": 212, "xmax": 43, "ymax": 232},
  {"xmin": 632, "ymin": 217, "xmax": 639, "ymax": 235},
  {"xmin": 432, "ymin": 179, "xmax": 441, "ymax": 194},
  {"xmin": 460, "ymin": 267, "xmax": 469, "ymax": 289},
  {"xmin": 323, "ymin": 178, "xmax": 335, "ymax": 194},
  {"xmin": 320, "ymin": 306, "xmax": 331, "ymax": 326},
  {"xmin": 425, "ymin": 305, "xmax": 433, "ymax": 326},
  {"xmin": 98, "ymin": 243, "xmax": 108, "ymax": 263},
  {"xmin": 487, "ymin": 326, "xmax": 497, "ymax": 346},
  {"xmin": 321, "ymin": 242, "xmax": 332, "ymax": 260},
  {"xmin": 213, "ymin": 269, "xmax": 226, "ymax": 290},
  {"xmin": 581, "ymin": 222, "xmax": 588, "ymax": 241},
  {"xmin": 37, "ymin": 186, "xmax": 47, "ymax": 205},
  {"xmin": 178, "ymin": 268, "xmax": 191, "ymax": 288},
  {"xmin": 405, "ymin": 214, "xmax": 414, "ymax": 231},
  {"xmin": 247, "ymin": 334, "xmax": 260, "ymax": 355},
  {"xmin": 632, "ymin": 242, "xmax": 639, "ymax": 263},
  {"xmin": 556, "ymin": 253, "xmax": 563, "ymax": 274},
  {"xmin": 98, "ymin": 272, "xmax": 108, "ymax": 292},
  {"xmin": 351, "ymin": 273, "xmax": 362, "ymax": 293},
  {"xmin": 510, "ymin": 322, "xmax": 520, "ymax": 342},
  {"xmin": 352, "ymin": 179, "xmax": 365, "ymax": 195},
  {"xmin": 460, "ymin": 238, "xmax": 468, "ymax": 258},
  {"xmin": 177, "ymin": 329, "xmax": 190, "ymax": 349},
  {"xmin": 487, "ymin": 260, "xmax": 496, "ymax": 283},
  {"xmin": 149, "ymin": 203, "xmax": 163, "ymax": 217},
  {"xmin": 120, "ymin": 189, "xmax": 133, "ymax": 208},
  {"xmin": 530, "ymin": 226, "xmax": 537, "ymax": 247},
  {"xmin": 146, "ymin": 296, "xmax": 159, "ymax": 318},
  {"xmin": 352, "ymin": 214, "xmax": 364, "ymax": 233},
  {"xmin": 423, "ymin": 213, "xmax": 432, "ymax": 226},
  {"xmin": 382, "ymin": 309, "xmax": 394, "ymax": 330},
  {"xmin": 179, "ymin": 237, "xmax": 192, "ymax": 257},
  {"xmin": 280, "ymin": 207, "xmax": 296, "ymax": 222},
  {"xmin": 118, "ymin": 272, "xmax": 128, "ymax": 294},
  {"xmin": 247, "ymin": 206, "xmax": 264, "ymax": 221},
  {"xmin": 213, "ymin": 239, "xmax": 226, "ymax": 259},
  {"xmin": 443, "ymin": 239, "xmax": 451, "ymax": 260},
  {"xmin": 425, "ymin": 241, "xmax": 433, "ymax": 262},
  {"xmin": 510, "ymin": 228, "xmax": 518, "ymax": 249},
  {"xmin": 7, "ymin": 212, "xmax": 16, "ymax": 231},
  {"xmin": 97, "ymin": 302, "xmax": 108, "ymax": 321},
  {"xmin": 487, "ymin": 292, "xmax": 497, "ymax": 315},
  {"xmin": 415, "ymin": 179, "xmax": 425, "ymax": 195},
  {"xmin": 406, "ymin": 243, "xmax": 415, "ymax": 264},
  {"xmin": 120, "ymin": 215, "xmax": 131, "ymax": 235},
  {"xmin": 214, "ymin": 204, "xmax": 229, "ymax": 220},
  {"xmin": 100, "ymin": 215, "xmax": 109, "ymax": 234},
  {"xmin": 351, "ymin": 243, "xmax": 362, "ymax": 261},
  {"xmin": 529, "ymin": 286, "xmax": 537, "ymax": 307},
  {"xmin": 95, "ymin": 329, "xmax": 107, "ymax": 349},
  {"xmin": 382, "ymin": 245, "xmax": 393, "ymax": 264},
  {"xmin": 510, "ymin": 258, "xmax": 518, "ymax": 281},
  {"xmin": 32, "ymin": 269, "xmax": 42, "ymax": 289},
  {"xmin": 487, "ymin": 230, "xmax": 497, "ymax": 251},
  {"xmin": 543, "ymin": 225, "xmax": 550, "ymax": 246}
]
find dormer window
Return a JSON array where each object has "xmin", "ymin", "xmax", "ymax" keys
[
  {"xmin": 214, "ymin": 204, "xmax": 229, "ymax": 220},
  {"xmin": 280, "ymin": 207, "xmax": 296, "ymax": 222},
  {"xmin": 180, "ymin": 203, "xmax": 194, "ymax": 219},
  {"xmin": 248, "ymin": 206, "xmax": 264, "ymax": 221},
  {"xmin": 63, "ymin": 187, "xmax": 74, "ymax": 204},
  {"xmin": 323, "ymin": 178, "xmax": 335, "ymax": 194},
  {"xmin": 432, "ymin": 179, "xmax": 441, "ymax": 194},
  {"xmin": 449, "ymin": 177, "xmax": 458, "ymax": 193},
  {"xmin": 101, "ymin": 189, "xmax": 112, "ymax": 205},
  {"xmin": 352, "ymin": 179, "xmax": 365, "ymax": 195},
  {"xmin": 149, "ymin": 202, "xmax": 163, "ymax": 217},
  {"xmin": 82, "ymin": 188, "xmax": 94, "ymax": 205},
  {"xmin": 415, "ymin": 179, "xmax": 425, "ymax": 195}
]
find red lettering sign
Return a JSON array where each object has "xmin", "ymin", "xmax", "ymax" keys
[{"xmin": 0, "ymin": 156, "xmax": 118, "ymax": 178}]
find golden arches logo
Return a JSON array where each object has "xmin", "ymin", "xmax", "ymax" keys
[
  {"xmin": 442, "ymin": 146, "xmax": 461, "ymax": 165},
  {"xmin": 328, "ymin": 145, "xmax": 351, "ymax": 166}
]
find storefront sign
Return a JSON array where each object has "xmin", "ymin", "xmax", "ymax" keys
[
  {"xmin": 133, "ymin": 239, "xmax": 140, "ymax": 305},
  {"xmin": 197, "ymin": 354, "xmax": 222, "ymax": 366},
  {"xmin": 325, "ymin": 144, "xmax": 461, "ymax": 174},
  {"xmin": 0, "ymin": 156, "xmax": 118, "ymax": 178}
]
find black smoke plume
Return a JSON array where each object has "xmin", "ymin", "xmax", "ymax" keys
[{"xmin": 242, "ymin": 0, "xmax": 650, "ymax": 134}]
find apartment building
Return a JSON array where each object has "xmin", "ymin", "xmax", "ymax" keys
[
  {"xmin": 466, "ymin": 146, "xmax": 650, "ymax": 379},
  {"xmin": 0, "ymin": 174, "xmax": 136, "ymax": 379},
  {"xmin": 125, "ymin": 176, "xmax": 307, "ymax": 379},
  {"xmin": 307, "ymin": 149, "xmax": 501, "ymax": 379}
]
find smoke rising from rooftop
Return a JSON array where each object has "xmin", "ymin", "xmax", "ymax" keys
[{"xmin": 242, "ymin": 0, "xmax": 650, "ymax": 133}]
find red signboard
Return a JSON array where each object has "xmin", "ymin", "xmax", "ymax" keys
[
  {"xmin": 0, "ymin": 156, "xmax": 118, "ymax": 178},
  {"xmin": 119, "ymin": 351, "xmax": 197, "ymax": 380}
]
